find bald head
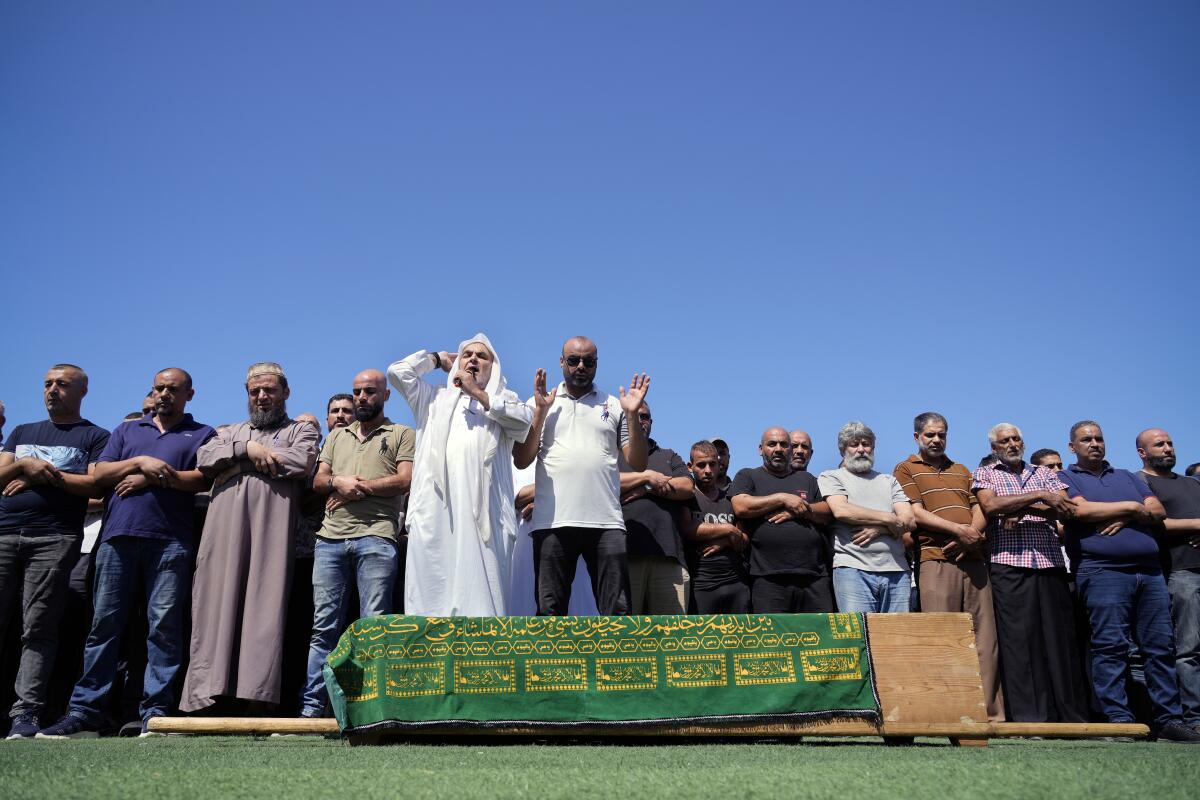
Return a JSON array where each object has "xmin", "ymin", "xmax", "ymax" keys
[
  {"xmin": 561, "ymin": 336, "xmax": 598, "ymax": 395},
  {"xmin": 1137, "ymin": 428, "xmax": 1177, "ymax": 473},
  {"xmin": 789, "ymin": 429, "xmax": 813, "ymax": 471},
  {"xmin": 759, "ymin": 427, "xmax": 793, "ymax": 475},
  {"xmin": 352, "ymin": 369, "xmax": 389, "ymax": 423}
]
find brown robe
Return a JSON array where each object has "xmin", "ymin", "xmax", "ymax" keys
[{"xmin": 180, "ymin": 418, "xmax": 319, "ymax": 711}]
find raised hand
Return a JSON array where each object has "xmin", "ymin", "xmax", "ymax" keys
[
  {"xmin": 436, "ymin": 352, "xmax": 456, "ymax": 373},
  {"xmin": 533, "ymin": 368, "xmax": 557, "ymax": 413},
  {"xmin": 618, "ymin": 373, "xmax": 650, "ymax": 416}
]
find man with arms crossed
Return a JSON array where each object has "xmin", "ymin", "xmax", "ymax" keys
[
  {"xmin": 0, "ymin": 365, "xmax": 108, "ymax": 738},
  {"xmin": 894, "ymin": 412, "xmax": 1002, "ymax": 720},
  {"xmin": 730, "ymin": 427, "xmax": 832, "ymax": 613}
]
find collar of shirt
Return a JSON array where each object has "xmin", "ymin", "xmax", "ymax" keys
[
  {"xmin": 555, "ymin": 382, "xmax": 600, "ymax": 402},
  {"xmin": 1066, "ymin": 460, "xmax": 1114, "ymax": 477},
  {"xmin": 135, "ymin": 413, "xmax": 197, "ymax": 435},
  {"xmin": 907, "ymin": 452, "xmax": 957, "ymax": 470},
  {"xmin": 347, "ymin": 417, "xmax": 394, "ymax": 440}
]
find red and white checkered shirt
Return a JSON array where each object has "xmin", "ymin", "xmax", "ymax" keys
[{"xmin": 971, "ymin": 462, "xmax": 1068, "ymax": 570}]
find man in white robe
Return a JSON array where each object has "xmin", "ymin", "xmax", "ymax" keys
[{"xmin": 388, "ymin": 334, "xmax": 532, "ymax": 616}]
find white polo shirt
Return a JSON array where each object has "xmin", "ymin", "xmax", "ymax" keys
[{"xmin": 529, "ymin": 383, "xmax": 630, "ymax": 531}]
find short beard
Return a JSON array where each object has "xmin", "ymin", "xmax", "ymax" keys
[
  {"xmin": 249, "ymin": 403, "xmax": 287, "ymax": 429},
  {"xmin": 844, "ymin": 453, "xmax": 874, "ymax": 474},
  {"xmin": 999, "ymin": 452, "xmax": 1024, "ymax": 470},
  {"xmin": 1147, "ymin": 453, "xmax": 1176, "ymax": 471},
  {"xmin": 355, "ymin": 404, "xmax": 381, "ymax": 422}
]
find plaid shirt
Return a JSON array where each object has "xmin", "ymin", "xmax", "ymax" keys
[{"xmin": 971, "ymin": 461, "xmax": 1067, "ymax": 570}]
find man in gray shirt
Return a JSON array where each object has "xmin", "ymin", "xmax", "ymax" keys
[{"xmin": 819, "ymin": 421, "xmax": 915, "ymax": 613}]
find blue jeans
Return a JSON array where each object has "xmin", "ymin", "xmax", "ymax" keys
[
  {"xmin": 69, "ymin": 536, "xmax": 192, "ymax": 723},
  {"xmin": 1077, "ymin": 565, "xmax": 1182, "ymax": 727},
  {"xmin": 301, "ymin": 536, "xmax": 397, "ymax": 715},
  {"xmin": 1168, "ymin": 568, "xmax": 1200, "ymax": 727},
  {"xmin": 833, "ymin": 567, "xmax": 911, "ymax": 613}
]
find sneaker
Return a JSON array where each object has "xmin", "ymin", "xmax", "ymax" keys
[
  {"xmin": 1155, "ymin": 722, "xmax": 1200, "ymax": 744},
  {"xmin": 36, "ymin": 714, "xmax": 100, "ymax": 740},
  {"xmin": 5, "ymin": 714, "xmax": 39, "ymax": 740}
]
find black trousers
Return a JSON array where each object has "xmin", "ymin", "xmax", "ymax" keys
[
  {"xmin": 694, "ymin": 580, "xmax": 751, "ymax": 614},
  {"xmin": 751, "ymin": 574, "xmax": 834, "ymax": 613},
  {"xmin": 990, "ymin": 563, "xmax": 1088, "ymax": 722},
  {"xmin": 533, "ymin": 527, "xmax": 630, "ymax": 616}
]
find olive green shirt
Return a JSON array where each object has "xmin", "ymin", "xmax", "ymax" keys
[{"xmin": 317, "ymin": 418, "xmax": 415, "ymax": 541}]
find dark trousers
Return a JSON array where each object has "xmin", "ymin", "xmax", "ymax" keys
[
  {"xmin": 990, "ymin": 563, "xmax": 1088, "ymax": 722},
  {"xmin": 694, "ymin": 580, "xmax": 751, "ymax": 614},
  {"xmin": 1077, "ymin": 566, "xmax": 1183, "ymax": 728},
  {"xmin": 0, "ymin": 528, "xmax": 79, "ymax": 720},
  {"xmin": 533, "ymin": 527, "xmax": 630, "ymax": 616},
  {"xmin": 751, "ymin": 574, "xmax": 834, "ymax": 613}
]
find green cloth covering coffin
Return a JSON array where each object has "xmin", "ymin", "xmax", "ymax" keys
[{"xmin": 324, "ymin": 613, "xmax": 880, "ymax": 734}]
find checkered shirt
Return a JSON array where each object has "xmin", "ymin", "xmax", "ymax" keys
[{"xmin": 971, "ymin": 462, "xmax": 1067, "ymax": 569}]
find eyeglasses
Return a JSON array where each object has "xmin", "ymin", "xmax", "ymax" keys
[
  {"xmin": 565, "ymin": 356, "xmax": 597, "ymax": 368},
  {"xmin": 638, "ymin": 413, "xmax": 652, "ymax": 421}
]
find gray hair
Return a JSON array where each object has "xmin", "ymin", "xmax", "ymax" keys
[
  {"xmin": 837, "ymin": 421, "xmax": 876, "ymax": 453},
  {"xmin": 1069, "ymin": 419, "xmax": 1101, "ymax": 441},
  {"xmin": 913, "ymin": 411, "xmax": 947, "ymax": 433},
  {"xmin": 987, "ymin": 423, "xmax": 1021, "ymax": 444}
]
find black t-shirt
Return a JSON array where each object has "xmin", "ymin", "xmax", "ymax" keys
[
  {"xmin": 730, "ymin": 466, "xmax": 827, "ymax": 578},
  {"xmin": 0, "ymin": 419, "xmax": 110, "ymax": 535},
  {"xmin": 687, "ymin": 486, "xmax": 749, "ymax": 589},
  {"xmin": 620, "ymin": 441, "xmax": 689, "ymax": 565},
  {"xmin": 1140, "ymin": 471, "xmax": 1200, "ymax": 573}
]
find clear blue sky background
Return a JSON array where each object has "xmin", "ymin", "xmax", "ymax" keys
[{"xmin": 2, "ymin": 1, "xmax": 1197, "ymax": 476}]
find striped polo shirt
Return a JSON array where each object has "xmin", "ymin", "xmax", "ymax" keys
[{"xmin": 894, "ymin": 454, "xmax": 980, "ymax": 563}]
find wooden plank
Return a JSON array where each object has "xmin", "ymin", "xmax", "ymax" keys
[
  {"xmin": 147, "ymin": 717, "xmax": 338, "ymax": 735},
  {"xmin": 866, "ymin": 612, "xmax": 988, "ymax": 725},
  {"xmin": 991, "ymin": 722, "xmax": 1149, "ymax": 738}
]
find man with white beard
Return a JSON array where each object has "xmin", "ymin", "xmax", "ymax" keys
[{"xmin": 818, "ymin": 422, "xmax": 916, "ymax": 613}]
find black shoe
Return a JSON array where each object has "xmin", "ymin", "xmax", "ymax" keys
[
  {"xmin": 118, "ymin": 721, "xmax": 142, "ymax": 737},
  {"xmin": 1155, "ymin": 722, "xmax": 1200, "ymax": 744},
  {"xmin": 5, "ymin": 714, "xmax": 39, "ymax": 740},
  {"xmin": 35, "ymin": 714, "xmax": 100, "ymax": 740}
]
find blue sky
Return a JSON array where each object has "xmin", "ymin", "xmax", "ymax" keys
[{"xmin": 2, "ymin": 1, "xmax": 1198, "ymax": 475}]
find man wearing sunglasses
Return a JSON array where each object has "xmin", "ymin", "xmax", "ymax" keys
[{"xmin": 513, "ymin": 336, "xmax": 650, "ymax": 616}]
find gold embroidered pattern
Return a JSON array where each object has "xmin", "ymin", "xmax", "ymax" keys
[
  {"xmin": 385, "ymin": 662, "xmax": 444, "ymax": 698},
  {"xmin": 798, "ymin": 648, "xmax": 862, "ymax": 682},
  {"xmin": 828, "ymin": 613, "xmax": 862, "ymax": 639},
  {"xmin": 453, "ymin": 660, "xmax": 516, "ymax": 694},
  {"xmin": 525, "ymin": 658, "xmax": 588, "ymax": 692},
  {"xmin": 734, "ymin": 652, "xmax": 797, "ymax": 686},
  {"xmin": 665, "ymin": 653, "xmax": 727, "ymax": 688},
  {"xmin": 595, "ymin": 657, "xmax": 658, "ymax": 691}
]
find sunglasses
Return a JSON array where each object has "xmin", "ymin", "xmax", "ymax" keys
[{"xmin": 565, "ymin": 356, "xmax": 597, "ymax": 368}]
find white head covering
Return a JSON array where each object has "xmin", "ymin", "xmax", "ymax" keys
[{"xmin": 423, "ymin": 332, "xmax": 507, "ymax": 542}]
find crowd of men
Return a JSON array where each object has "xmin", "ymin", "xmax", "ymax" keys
[{"xmin": 1, "ymin": 336, "xmax": 1199, "ymax": 744}]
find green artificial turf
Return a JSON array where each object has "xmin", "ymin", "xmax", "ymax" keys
[{"xmin": 1, "ymin": 737, "xmax": 1197, "ymax": 800}]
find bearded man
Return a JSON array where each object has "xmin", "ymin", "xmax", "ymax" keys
[
  {"xmin": 818, "ymin": 422, "xmax": 915, "ymax": 613},
  {"xmin": 179, "ymin": 362, "xmax": 319, "ymax": 712}
]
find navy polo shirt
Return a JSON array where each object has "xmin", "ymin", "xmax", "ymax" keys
[
  {"xmin": 98, "ymin": 414, "xmax": 215, "ymax": 544},
  {"xmin": 1059, "ymin": 462, "xmax": 1159, "ymax": 571}
]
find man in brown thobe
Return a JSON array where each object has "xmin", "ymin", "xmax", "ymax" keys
[{"xmin": 180, "ymin": 362, "xmax": 319, "ymax": 712}]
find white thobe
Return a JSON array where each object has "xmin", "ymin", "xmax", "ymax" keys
[{"xmin": 388, "ymin": 347, "xmax": 532, "ymax": 616}]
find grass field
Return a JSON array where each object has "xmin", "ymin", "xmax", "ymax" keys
[{"xmin": 2, "ymin": 737, "xmax": 1198, "ymax": 800}]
